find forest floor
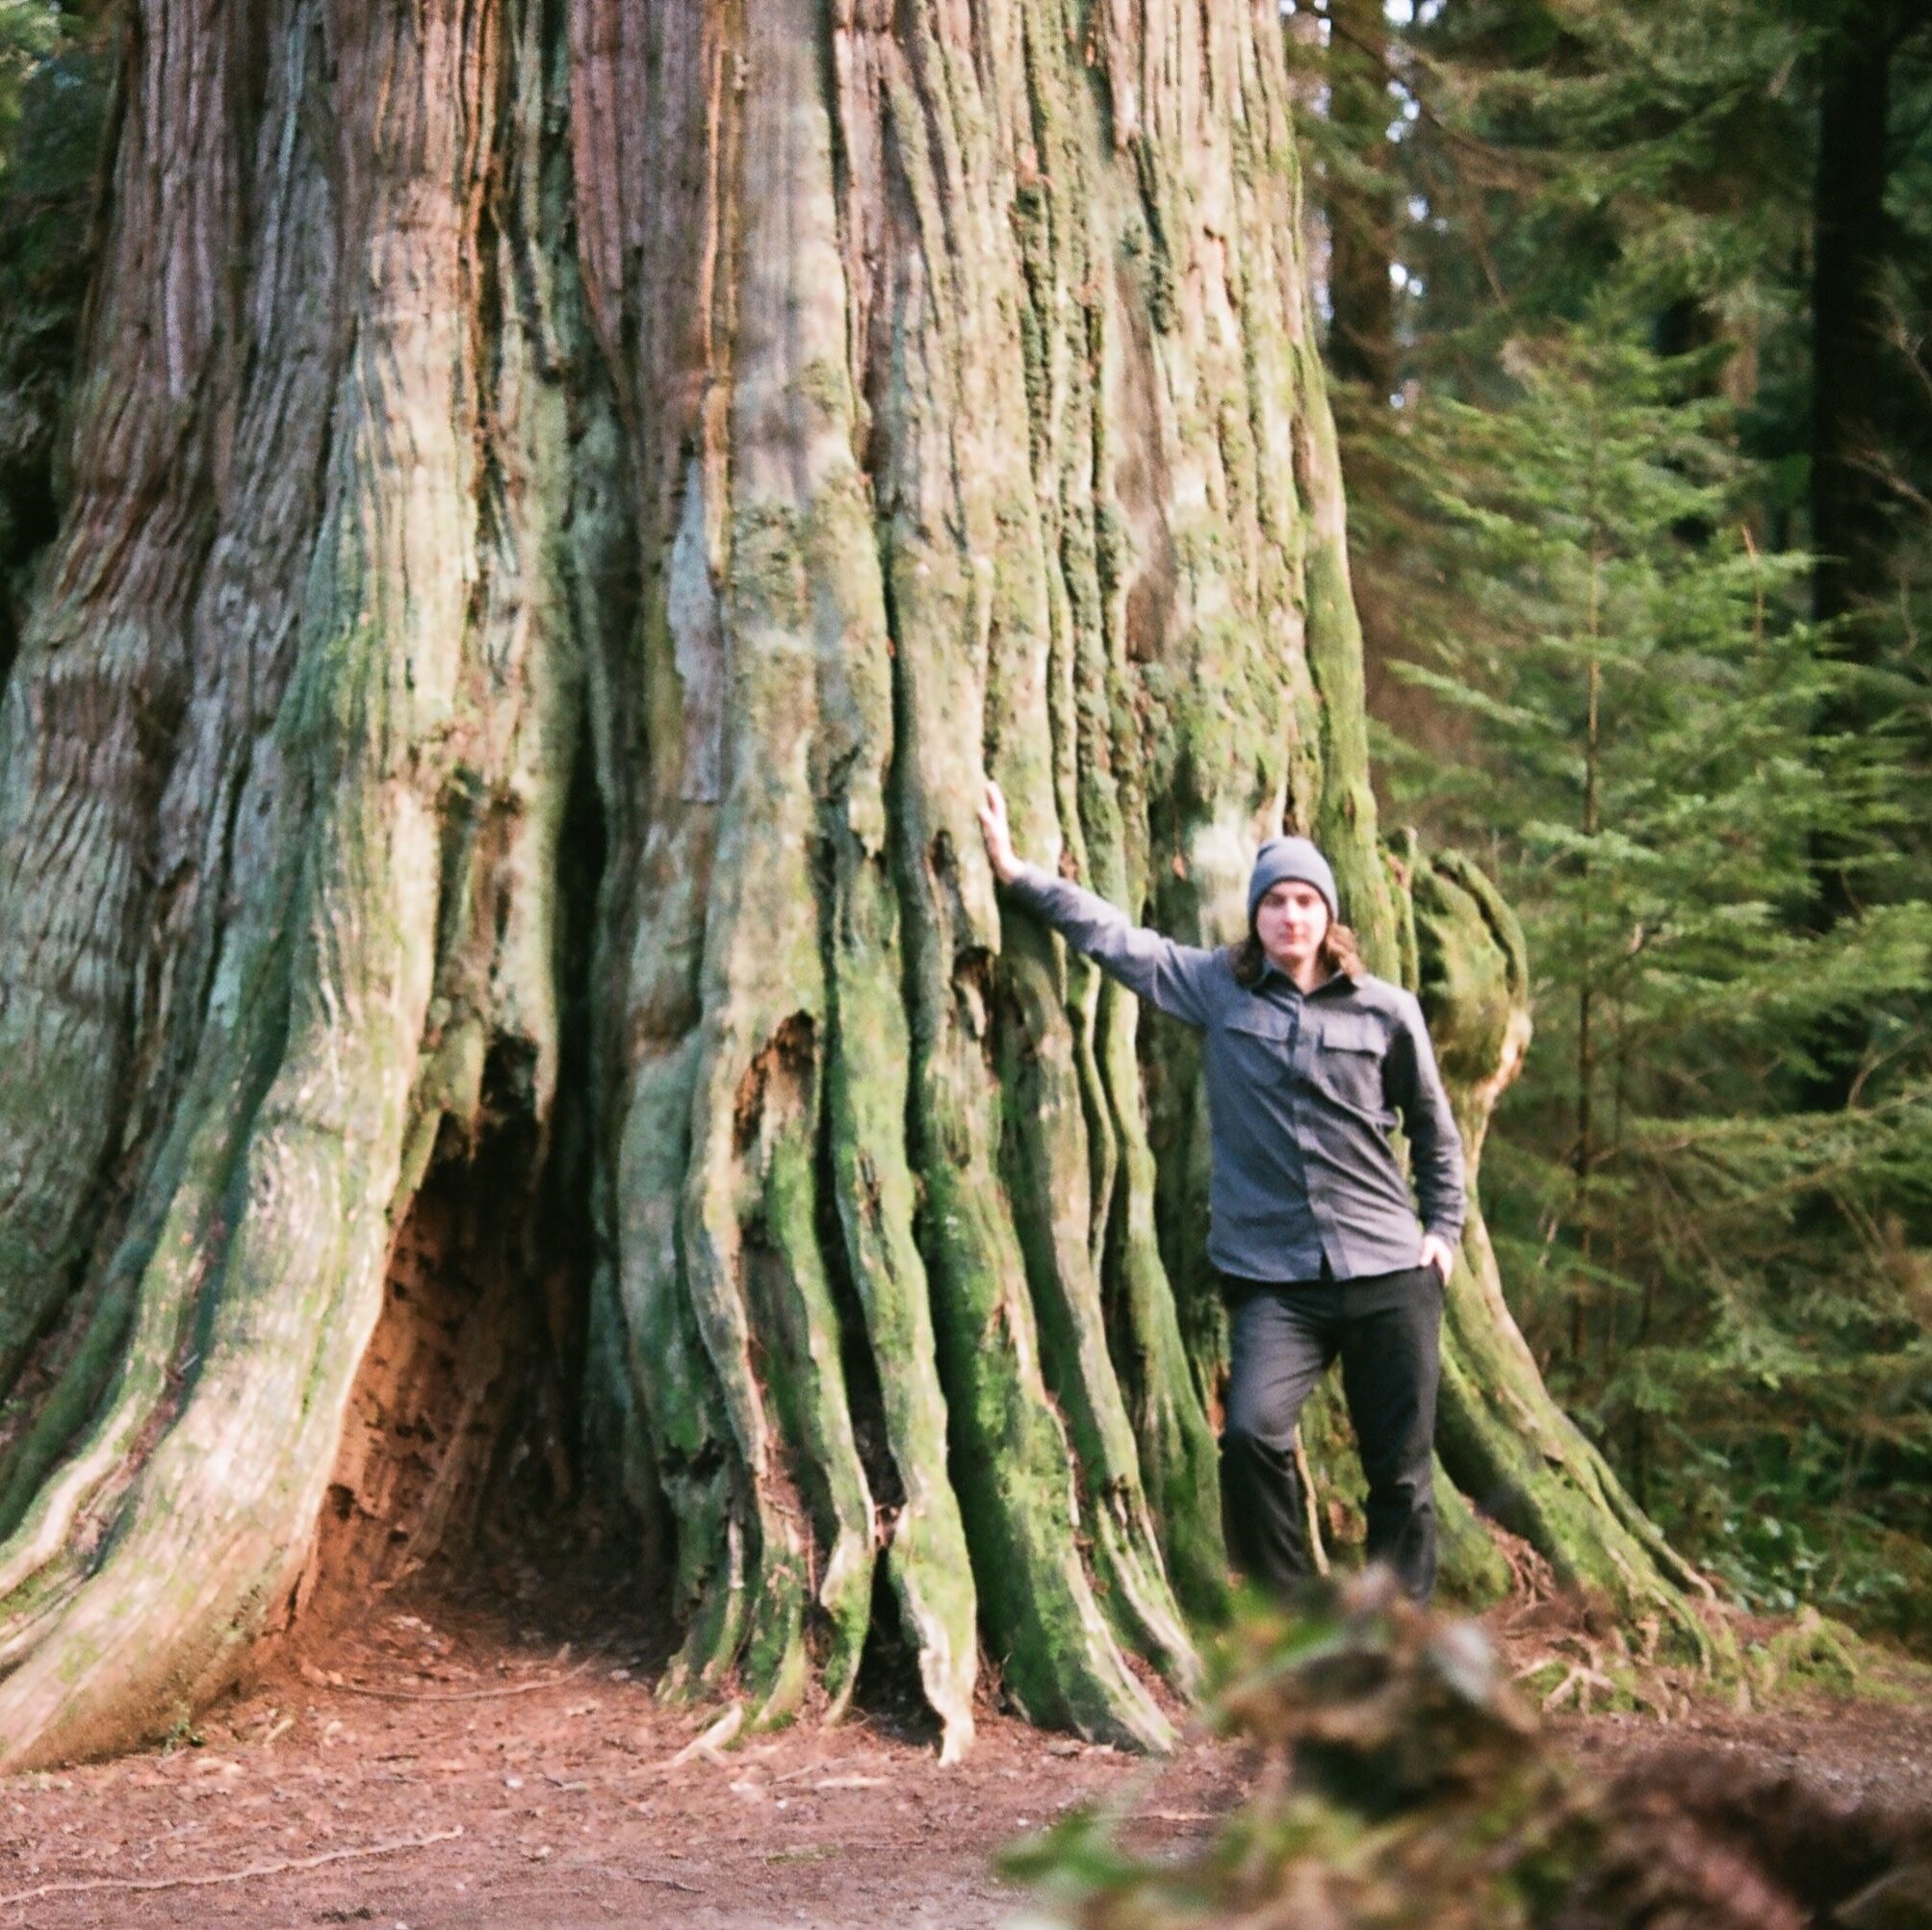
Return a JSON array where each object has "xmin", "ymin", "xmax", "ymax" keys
[{"xmin": 0, "ymin": 1539, "xmax": 1927, "ymax": 1930}]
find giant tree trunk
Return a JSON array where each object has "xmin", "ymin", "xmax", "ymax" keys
[{"xmin": 0, "ymin": 0, "xmax": 1716, "ymax": 1771}]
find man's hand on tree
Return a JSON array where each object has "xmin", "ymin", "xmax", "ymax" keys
[{"xmin": 978, "ymin": 780, "xmax": 1022, "ymax": 885}]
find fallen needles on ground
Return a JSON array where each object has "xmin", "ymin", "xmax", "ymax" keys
[
  {"xmin": 322, "ymin": 1659, "xmax": 597, "ymax": 1703},
  {"xmin": 0, "ymin": 1826, "xmax": 466, "ymax": 1910},
  {"xmin": 630, "ymin": 1872, "xmax": 704, "ymax": 1892}
]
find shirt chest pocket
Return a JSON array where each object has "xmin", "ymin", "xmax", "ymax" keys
[
  {"xmin": 1304, "ymin": 1013, "xmax": 1386, "ymax": 1110},
  {"xmin": 1221, "ymin": 1002, "xmax": 1299, "ymax": 1078}
]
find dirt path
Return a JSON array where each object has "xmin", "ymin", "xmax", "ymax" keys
[
  {"xmin": 1570, "ymin": 1686, "xmax": 1932, "ymax": 1811},
  {"xmin": 0, "ymin": 1589, "xmax": 1243, "ymax": 1930},
  {"xmin": 0, "ymin": 1584, "xmax": 1924, "ymax": 1930}
]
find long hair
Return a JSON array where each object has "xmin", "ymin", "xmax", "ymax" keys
[{"xmin": 1229, "ymin": 920, "xmax": 1363, "ymax": 989}]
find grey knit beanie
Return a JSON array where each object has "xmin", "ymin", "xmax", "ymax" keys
[{"xmin": 1247, "ymin": 836, "xmax": 1338, "ymax": 926}]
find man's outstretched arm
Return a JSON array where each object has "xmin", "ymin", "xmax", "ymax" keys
[{"xmin": 979, "ymin": 782, "xmax": 1216, "ymax": 1028}]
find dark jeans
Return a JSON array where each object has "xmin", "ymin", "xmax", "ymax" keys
[{"xmin": 1220, "ymin": 1264, "xmax": 1443, "ymax": 1603}]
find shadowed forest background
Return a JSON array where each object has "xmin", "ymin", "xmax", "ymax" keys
[{"xmin": 0, "ymin": 0, "xmax": 1924, "ymax": 1776}]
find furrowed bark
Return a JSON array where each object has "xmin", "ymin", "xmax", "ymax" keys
[
  {"xmin": 1010, "ymin": 0, "xmax": 1227, "ymax": 1631},
  {"xmin": 0, "ymin": 0, "xmax": 591, "ymax": 1766},
  {"xmin": 0, "ymin": 0, "xmax": 237, "ymax": 1399},
  {"xmin": 573, "ymin": 0, "xmax": 748, "ymax": 1702},
  {"xmin": 802, "ymin": 103, "xmax": 981, "ymax": 1754},
  {"xmin": 0, "ymin": 0, "xmax": 340, "ymax": 1611},
  {"xmin": 851, "ymin": 0, "xmax": 1207, "ymax": 1749},
  {"xmin": 577, "ymin": 0, "xmax": 985, "ymax": 1749},
  {"xmin": 1104, "ymin": 0, "xmax": 1332, "ymax": 1391},
  {"xmin": 670, "ymin": 1, "xmax": 892, "ymax": 1725},
  {"xmin": 811, "ymin": 439, "xmax": 981, "ymax": 1754}
]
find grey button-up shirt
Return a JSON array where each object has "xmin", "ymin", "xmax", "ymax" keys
[{"xmin": 1005, "ymin": 863, "xmax": 1467, "ymax": 1283}]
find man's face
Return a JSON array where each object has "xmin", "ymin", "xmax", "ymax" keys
[{"xmin": 1255, "ymin": 879, "xmax": 1330, "ymax": 967}]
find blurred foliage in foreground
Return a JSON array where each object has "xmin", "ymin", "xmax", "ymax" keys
[{"xmin": 1006, "ymin": 1578, "xmax": 1932, "ymax": 1930}]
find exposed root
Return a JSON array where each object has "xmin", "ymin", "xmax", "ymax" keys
[
  {"xmin": 0, "ymin": 1827, "xmax": 466, "ymax": 1912},
  {"xmin": 1293, "ymin": 1428, "xmax": 1332, "ymax": 1577},
  {"xmin": 662, "ymin": 1705, "xmax": 747, "ymax": 1768}
]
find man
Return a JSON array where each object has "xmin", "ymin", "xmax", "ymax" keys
[{"xmin": 977, "ymin": 782, "xmax": 1465, "ymax": 1602}]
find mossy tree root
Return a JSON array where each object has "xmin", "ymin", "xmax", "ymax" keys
[{"xmin": 1412, "ymin": 852, "xmax": 1728, "ymax": 1665}]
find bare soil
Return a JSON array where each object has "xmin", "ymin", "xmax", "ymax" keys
[
  {"xmin": 0, "ymin": 1561, "xmax": 1925, "ymax": 1930},
  {"xmin": 1570, "ymin": 1686, "xmax": 1932, "ymax": 1814},
  {"xmin": 0, "ymin": 1555, "xmax": 1243, "ymax": 1930}
]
